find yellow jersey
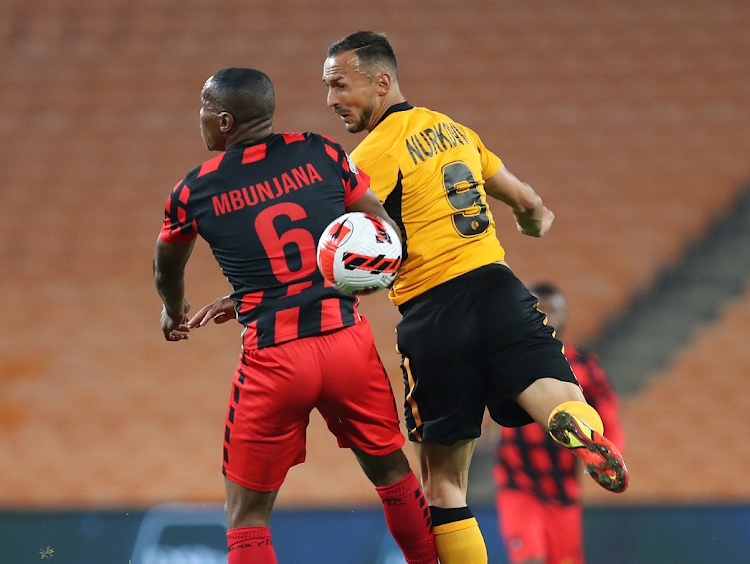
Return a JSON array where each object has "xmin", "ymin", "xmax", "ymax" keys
[{"xmin": 351, "ymin": 103, "xmax": 505, "ymax": 306}]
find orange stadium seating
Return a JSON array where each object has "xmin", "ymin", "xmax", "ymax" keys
[
  {"xmin": 583, "ymin": 284, "xmax": 750, "ymax": 504},
  {"xmin": 0, "ymin": 0, "xmax": 748, "ymax": 507}
]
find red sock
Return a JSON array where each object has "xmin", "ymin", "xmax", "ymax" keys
[
  {"xmin": 227, "ymin": 526, "xmax": 278, "ymax": 564},
  {"xmin": 376, "ymin": 470, "xmax": 438, "ymax": 564}
]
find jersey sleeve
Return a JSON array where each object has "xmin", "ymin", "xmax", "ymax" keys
[
  {"xmin": 319, "ymin": 136, "xmax": 372, "ymax": 206},
  {"xmin": 350, "ymin": 149, "xmax": 401, "ymax": 203},
  {"xmin": 159, "ymin": 179, "xmax": 198, "ymax": 244},
  {"xmin": 456, "ymin": 124, "xmax": 503, "ymax": 180},
  {"xmin": 341, "ymin": 151, "xmax": 371, "ymax": 207}
]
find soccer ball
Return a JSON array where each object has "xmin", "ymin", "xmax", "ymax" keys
[{"xmin": 317, "ymin": 212, "xmax": 402, "ymax": 295}]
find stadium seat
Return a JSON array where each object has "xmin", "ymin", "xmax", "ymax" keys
[{"xmin": 1, "ymin": 0, "xmax": 748, "ymax": 508}]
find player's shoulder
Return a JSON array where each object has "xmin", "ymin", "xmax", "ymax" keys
[
  {"xmin": 180, "ymin": 152, "xmax": 229, "ymax": 186},
  {"xmin": 350, "ymin": 138, "xmax": 399, "ymax": 174},
  {"xmin": 289, "ymin": 131, "xmax": 352, "ymax": 162},
  {"xmin": 182, "ymin": 164, "xmax": 202, "ymax": 183},
  {"xmin": 414, "ymin": 105, "xmax": 455, "ymax": 122},
  {"xmin": 406, "ymin": 105, "xmax": 468, "ymax": 131},
  {"xmin": 351, "ymin": 114, "xmax": 408, "ymax": 164},
  {"xmin": 411, "ymin": 106, "xmax": 485, "ymax": 145},
  {"xmin": 290, "ymin": 131, "xmax": 344, "ymax": 149}
]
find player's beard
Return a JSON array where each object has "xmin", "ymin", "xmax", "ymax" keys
[{"xmin": 346, "ymin": 103, "xmax": 374, "ymax": 134}]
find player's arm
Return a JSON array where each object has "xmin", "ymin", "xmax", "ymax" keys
[
  {"xmin": 345, "ymin": 187, "xmax": 403, "ymax": 243},
  {"xmin": 153, "ymin": 237, "xmax": 195, "ymax": 341},
  {"xmin": 483, "ymin": 164, "xmax": 554, "ymax": 237}
]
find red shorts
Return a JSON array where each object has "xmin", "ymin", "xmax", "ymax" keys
[
  {"xmin": 222, "ymin": 317, "xmax": 405, "ymax": 492},
  {"xmin": 496, "ymin": 489, "xmax": 584, "ymax": 564}
]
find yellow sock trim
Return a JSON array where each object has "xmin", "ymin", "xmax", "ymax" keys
[
  {"xmin": 549, "ymin": 400, "xmax": 604, "ymax": 435},
  {"xmin": 434, "ymin": 518, "xmax": 487, "ymax": 564}
]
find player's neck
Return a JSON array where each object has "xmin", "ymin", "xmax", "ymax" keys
[
  {"xmin": 367, "ymin": 89, "xmax": 407, "ymax": 132},
  {"xmin": 226, "ymin": 122, "xmax": 274, "ymax": 148}
]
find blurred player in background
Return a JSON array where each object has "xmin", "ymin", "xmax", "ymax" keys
[
  {"xmin": 153, "ymin": 67, "xmax": 436, "ymax": 564},
  {"xmin": 322, "ymin": 31, "xmax": 629, "ymax": 564},
  {"xmin": 494, "ymin": 282, "xmax": 626, "ymax": 564}
]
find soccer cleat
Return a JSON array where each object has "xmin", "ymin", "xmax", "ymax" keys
[{"xmin": 548, "ymin": 410, "xmax": 629, "ymax": 493}]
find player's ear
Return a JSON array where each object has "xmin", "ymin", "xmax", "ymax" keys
[
  {"xmin": 219, "ymin": 112, "xmax": 234, "ymax": 133},
  {"xmin": 376, "ymin": 72, "xmax": 392, "ymax": 95}
]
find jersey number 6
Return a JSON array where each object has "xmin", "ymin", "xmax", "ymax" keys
[{"xmin": 255, "ymin": 202, "xmax": 317, "ymax": 283}]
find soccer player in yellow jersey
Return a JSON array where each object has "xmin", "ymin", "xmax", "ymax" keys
[{"xmin": 323, "ymin": 31, "xmax": 629, "ymax": 564}]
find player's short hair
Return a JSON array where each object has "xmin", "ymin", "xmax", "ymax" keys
[
  {"xmin": 529, "ymin": 281, "xmax": 563, "ymax": 300},
  {"xmin": 327, "ymin": 31, "xmax": 398, "ymax": 78},
  {"xmin": 206, "ymin": 67, "xmax": 275, "ymax": 124}
]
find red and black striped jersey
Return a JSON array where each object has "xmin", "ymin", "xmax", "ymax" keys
[
  {"xmin": 494, "ymin": 345, "xmax": 625, "ymax": 505},
  {"xmin": 159, "ymin": 132, "xmax": 370, "ymax": 349}
]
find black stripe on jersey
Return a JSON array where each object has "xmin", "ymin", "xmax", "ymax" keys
[
  {"xmin": 383, "ymin": 170, "xmax": 408, "ymax": 263},
  {"xmin": 339, "ymin": 297, "xmax": 357, "ymax": 326},
  {"xmin": 257, "ymin": 318, "xmax": 276, "ymax": 349}
]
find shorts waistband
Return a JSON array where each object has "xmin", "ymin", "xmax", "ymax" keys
[{"xmin": 398, "ymin": 263, "xmax": 510, "ymax": 315}]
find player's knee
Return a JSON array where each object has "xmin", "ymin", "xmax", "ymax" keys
[
  {"xmin": 380, "ymin": 450, "xmax": 411, "ymax": 484},
  {"xmin": 356, "ymin": 448, "xmax": 411, "ymax": 487},
  {"xmin": 223, "ymin": 480, "xmax": 277, "ymax": 529},
  {"xmin": 224, "ymin": 498, "xmax": 273, "ymax": 529}
]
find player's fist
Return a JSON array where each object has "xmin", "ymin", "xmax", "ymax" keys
[
  {"xmin": 161, "ymin": 299, "xmax": 191, "ymax": 341},
  {"xmin": 516, "ymin": 206, "xmax": 554, "ymax": 237},
  {"xmin": 538, "ymin": 206, "xmax": 554, "ymax": 236}
]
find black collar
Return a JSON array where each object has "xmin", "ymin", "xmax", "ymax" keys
[{"xmin": 373, "ymin": 102, "xmax": 413, "ymax": 129}]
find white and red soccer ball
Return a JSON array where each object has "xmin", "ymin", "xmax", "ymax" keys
[{"xmin": 317, "ymin": 212, "xmax": 402, "ymax": 295}]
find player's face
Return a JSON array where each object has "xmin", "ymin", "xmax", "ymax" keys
[
  {"xmin": 199, "ymin": 82, "xmax": 225, "ymax": 151},
  {"xmin": 323, "ymin": 51, "xmax": 378, "ymax": 134},
  {"xmin": 538, "ymin": 293, "xmax": 568, "ymax": 339}
]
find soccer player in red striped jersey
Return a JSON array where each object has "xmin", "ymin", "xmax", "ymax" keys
[
  {"xmin": 153, "ymin": 67, "xmax": 436, "ymax": 564},
  {"xmin": 494, "ymin": 282, "xmax": 626, "ymax": 564}
]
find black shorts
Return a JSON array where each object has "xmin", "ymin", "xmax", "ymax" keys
[{"xmin": 396, "ymin": 263, "xmax": 578, "ymax": 445}]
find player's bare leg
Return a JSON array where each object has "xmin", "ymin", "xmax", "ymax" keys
[
  {"xmin": 224, "ymin": 478, "xmax": 279, "ymax": 563},
  {"xmin": 354, "ymin": 448, "xmax": 438, "ymax": 564},
  {"xmin": 515, "ymin": 377, "xmax": 586, "ymax": 430},
  {"xmin": 413, "ymin": 439, "xmax": 488, "ymax": 564},
  {"xmin": 353, "ymin": 447, "xmax": 410, "ymax": 486},
  {"xmin": 516, "ymin": 378, "xmax": 629, "ymax": 493}
]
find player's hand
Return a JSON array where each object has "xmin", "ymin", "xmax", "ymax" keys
[
  {"xmin": 188, "ymin": 296, "xmax": 236, "ymax": 328},
  {"xmin": 517, "ymin": 206, "xmax": 554, "ymax": 237},
  {"xmin": 161, "ymin": 299, "xmax": 191, "ymax": 341},
  {"xmin": 537, "ymin": 206, "xmax": 554, "ymax": 236}
]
